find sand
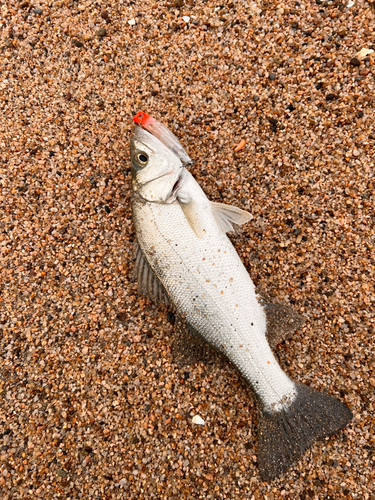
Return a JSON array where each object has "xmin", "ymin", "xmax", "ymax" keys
[{"xmin": 0, "ymin": 0, "xmax": 374, "ymax": 498}]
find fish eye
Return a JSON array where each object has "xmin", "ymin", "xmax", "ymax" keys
[{"xmin": 134, "ymin": 152, "xmax": 149, "ymax": 167}]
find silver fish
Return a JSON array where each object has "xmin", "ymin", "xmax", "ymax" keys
[{"xmin": 130, "ymin": 120, "xmax": 352, "ymax": 481}]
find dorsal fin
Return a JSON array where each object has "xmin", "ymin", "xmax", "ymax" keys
[
  {"xmin": 134, "ymin": 243, "xmax": 171, "ymax": 306},
  {"xmin": 211, "ymin": 201, "xmax": 253, "ymax": 233}
]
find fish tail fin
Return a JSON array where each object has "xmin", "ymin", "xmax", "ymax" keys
[{"xmin": 257, "ymin": 383, "xmax": 353, "ymax": 481}]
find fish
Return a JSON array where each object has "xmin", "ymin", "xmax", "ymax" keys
[{"xmin": 130, "ymin": 113, "xmax": 353, "ymax": 481}]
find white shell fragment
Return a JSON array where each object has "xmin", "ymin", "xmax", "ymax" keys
[
  {"xmin": 115, "ymin": 478, "xmax": 127, "ymax": 487},
  {"xmin": 182, "ymin": 16, "xmax": 190, "ymax": 23},
  {"xmin": 128, "ymin": 18, "xmax": 136, "ymax": 26},
  {"xmin": 347, "ymin": 0, "xmax": 355, "ymax": 7},
  {"xmin": 355, "ymin": 48, "xmax": 374, "ymax": 61},
  {"xmin": 192, "ymin": 415, "xmax": 205, "ymax": 425}
]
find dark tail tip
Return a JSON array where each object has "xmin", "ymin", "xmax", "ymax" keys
[{"xmin": 257, "ymin": 383, "xmax": 353, "ymax": 481}]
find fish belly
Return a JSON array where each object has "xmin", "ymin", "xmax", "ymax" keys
[{"xmin": 133, "ymin": 197, "xmax": 296, "ymax": 411}]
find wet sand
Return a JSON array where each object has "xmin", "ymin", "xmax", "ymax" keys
[{"xmin": 0, "ymin": 0, "xmax": 374, "ymax": 498}]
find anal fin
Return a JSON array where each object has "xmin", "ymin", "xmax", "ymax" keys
[{"xmin": 171, "ymin": 316, "xmax": 221, "ymax": 368}]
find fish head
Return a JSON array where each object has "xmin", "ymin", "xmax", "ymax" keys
[{"xmin": 130, "ymin": 125, "xmax": 183, "ymax": 203}]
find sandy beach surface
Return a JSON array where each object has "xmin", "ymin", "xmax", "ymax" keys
[{"xmin": 0, "ymin": 0, "xmax": 374, "ymax": 498}]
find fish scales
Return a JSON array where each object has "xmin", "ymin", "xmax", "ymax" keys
[{"xmin": 132, "ymin": 182, "xmax": 296, "ymax": 412}]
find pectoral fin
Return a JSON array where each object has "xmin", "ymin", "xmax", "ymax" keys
[
  {"xmin": 178, "ymin": 198, "xmax": 253, "ymax": 238},
  {"xmin": 179, "ymin": 200, "xmax": 207, "ymax": 239},
  {"xmin": 211, "ymin": 201, "xmax": 253, "ymax": 233}
]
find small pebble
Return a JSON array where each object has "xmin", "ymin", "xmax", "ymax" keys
[
  {"xmin": 234, "ymin": 139, "xmax": 246, "ymax": 152},
  {"xmin": 96, "ymin": 28, "xmax": 107, "ymax": 37},
  {"xmin": 56, "ymin": 469, "xmax": 67, "ymax": 478},
  {"xmin": 72, "ymin": 39, "xmax": 83, "ymax": 48}
]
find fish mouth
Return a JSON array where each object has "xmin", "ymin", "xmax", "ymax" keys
[
  {"xmin": 171, "ymin": 175, "xmax": 181, "ymax": 196},
  {"xmin": 165, "ymin": 169, "xmax": 184, "ymax": 203},
  {"xmin": 132, "ymin": 124, "xmax": 179, "ymax": 160},
  {"xmin": 133, "ymin": 119, "xmax": 193, "ymax": 166},
  {"xmin": 140, "ymin": 169, "xmax": 183, "ymax": 203}
]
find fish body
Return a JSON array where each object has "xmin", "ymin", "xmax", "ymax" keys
[
  {"xmin": 133, "ymin": 167, "xmax": 296, "ymax": 413},
  {"xmin": 130, "ymin": 118, "xmax": 352, "ymax": 480}
]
